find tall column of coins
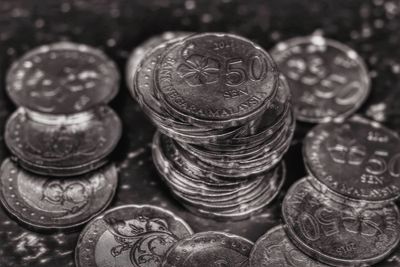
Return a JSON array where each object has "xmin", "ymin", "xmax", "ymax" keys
[
  {"xmin": 0, "ymin": 42, "xmax": 122, "ymax": 231},
  {"xmin": 128, "ymin": 32, "xmax": 294, "ymax": 220}
]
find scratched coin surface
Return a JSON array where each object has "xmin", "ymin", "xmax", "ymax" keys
[
  {"xmin": 249, "ymin": 225, "xmax": 329, "ymax": 267},
  {"xmin": 271, "ymin": 35, "xmax": 370, "ymax": 123},
  {"xmin": 0, "ymin": 159, "xmax": 117, "ymax": 230},
  {"xmin": 5, "ymin": 106, "xmax": 122, "ymax": 176},
  {"xmin": 282, "ymin": 178, "xmax": 400, "ymax": 267},
  {"xmin": 6, "ymin": 41, "xmax": 119, "ymax": 114},
  {"xmin": 304, "ymin": 116, "xmax": 400, "ymax": 203},
  {"xmin": 162, "ymin": 231, "xmax": 253, "ymax": 267},
  {"xmin": 75, "ymin": 204, "xmax": 193, "ymax": 267},
  {"xmin": 156, "ymin": 32, "xmax": 279, "ymax": 128}
]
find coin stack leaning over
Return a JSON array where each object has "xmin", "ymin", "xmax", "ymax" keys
[
  {"xmin": 0, "ymin": 42, "xmax": 122, "ymax": 231},
  {"xmin": 279, "ymin": 116, "xmax": 400, "ymax": 266},
  {"xmin": 128, "ymin": 32, "xmax": 294, "ymax": 220}
]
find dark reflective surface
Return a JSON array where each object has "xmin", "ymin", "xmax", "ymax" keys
[{"xmin": 0, "ymin": 0, "xmax": 399, "ymax": 266}]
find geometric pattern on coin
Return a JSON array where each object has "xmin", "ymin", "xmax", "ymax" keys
[
  {"xmin": 304, "ymin": 116, "xmax": 400, "ymax": 203},
  {"xmin": 5, "ymin": 106, "xmax": 122, "ymax": 176},
  {"xmin": 6, "ymin": 42, "xmax": 120, "ymax": 114},
  {"xmin": 249, "ymin": 225, "xmax": 329, "ymax": 266},
  {"xmin": 282, "ymin": 178, "xmax": 400, "ymax": 267},
  {"xmin": 271, "ymin": 35, "xmax": 370, "ymax": 123},
  {"xmin": 156, "ymin": 32, "xmax": 279, "ymax": 128},
  {"xmin": 0, "ymin": 159, "xmax": 118, "ymax": 231},
  {"xmin": 162, "ymin": 231, "xmax": 253, "ymax": 267},
  {"xmin": 75, "ymin": 204, "xmax": 193, "ymax": 267}
]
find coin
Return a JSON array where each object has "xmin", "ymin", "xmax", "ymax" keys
[
  {"xmin": 6, "ymin": 42, "xmax": 120, "ymax": 114},
  {"xmin": 303, "ymin": 116, "xmax": 400, "ymax": 203},
  {"xmin": 249, "ymin": 225, "xmax": 329, "ymax": 266},
  {"xmin": 0, "ymin": 159, "xmax": 117, "ymax": 231},
  {"xmin": 126, "ymin": 31, "xmax": 193, "ymax": 90},
  {"xmin": 5, "ymin": 106, "xmax": 122, "ymax": 176},
  {"xmin": 75, "ymin": 204, "xmax": 193, "ymax": 267},
  {"xmin": 161, "ymin": 231, "xmax": 253, "ymax": 267},
  {"xmin": 282, "ymin": 178, "xmax": 400, "ymax": 266},
  {"xmin": 271, "ymin": 35, "xmax": 370, "ymax": 123},
  {"xmin": 156, "ymin": 32, "xmax": 279, "ymax": 128}
]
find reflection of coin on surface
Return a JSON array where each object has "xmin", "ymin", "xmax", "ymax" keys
[
  {"xmin": 0, "ymin": 159, "xmax": 118, "ymax": 231},
  {"xmin": 75, "ymin": 205, "xmax": 193, "ymax": 267},
  {"xmin": 5, "ymin": 106, "xmax": 122, "ymax": 176}
]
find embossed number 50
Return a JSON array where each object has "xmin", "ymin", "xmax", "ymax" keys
[{"xmin": 225, "ymin": 56, "xmax": 266, "ymax": 86}]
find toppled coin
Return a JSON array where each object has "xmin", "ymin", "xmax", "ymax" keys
[
  {"xmin": 156, "ymin": 32, "xmax": 279, "ymax": 128},
  {"xmin": 304, "ymin": 116, "xmax": 400, "ymax": 203},
  {"xmin": 162, "ymin": 231, "xmax": 253, "ymax": 267},
  {"xmin": 282, "ymin": 178, "xmax": 400, "ymax": 266},
  {"xmin": 75, "ymin": 204, "xmax": 193, "ymax": 267},
  {"xmin": 249, "ymin": 225, "xmax": 329, "ymax": 266},
  {"xmin": 0, "ymin": 159, "xmax": 117, "ymax": 231},
  {"xmin": 271, "ymin": 35, "xmax": 370, "ymax": 123},
  {"xmin": 5, "ymin": 106, "xmax": 122, "ymax": 176},
  {"xmin": 6, "ymin": 42, "xmax": 119, "ymax": 114}
]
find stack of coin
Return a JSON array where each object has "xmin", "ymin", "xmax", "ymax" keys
[
  {"xmin": 128, "ymin": 32, "xmax": 294, "ymax": 220},
  {"xmin": 279, "ymin": 116, "xmax": 400, "ymax": 266},
  {"xmin": 0, "ymin": 42, "xmax": 122, "ymax": 230}
]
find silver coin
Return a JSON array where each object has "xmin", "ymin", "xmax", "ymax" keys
[
  {"xmin": 249, "ymin": 225, "xmax": 329, "ymax": 266},
  {"xmin": 0, "ymin": 159, "xmax": 117, "ymax": 230},
  {"xmin": 282, "ymin": 178, "xmax": 400, "ymax": 266},
  {"xmin": 5, "ymin": 106, "xmax": 122, "ymax": 176},
  {"xmin": 303, "ymin": 115, "xmax": 400, "ymax": 203},
  {"xmin": 161, "ymin": 231, "xmax": 253, "ymax": 267},
  {"xmin": 271, "ymin": 35, "xmax": 370, "ymax": 123},
  {"xmin": 75, "ymin": 204, "xmax": 193, "ymax": 267},
  {"xmin": 126, "ymin": 31, "xmax": 193, "ymax": 91},
  {"xmin": 156, "ymin": 32, "xmax": 279, "ymax": 128},
  {"xmin": 6, "ymin": 42, "xmax": 120, "ymax": 114}
]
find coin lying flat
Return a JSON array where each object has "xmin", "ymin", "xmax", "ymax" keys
[
  {"xmin": 126, "ymin": 31, "xmax": 193, "ymax": 90},
  {"xmin": 271, "ymin": 35, "xmax": 370, "ymax": 123},
  {"xmin": 282, "ymin": 178, "xmax": 400, "ymax": 267},
  {"xmin": 0, "ymin": 159, "xmax": 117, "ymax": 230},
  {"xmin": 156, "ymin": 32, "xmax": 279, "ymax": 128},
  {"xmin": 249, "ymin": 225, "xmax": 329, "ymax": 267},
  {"xmin": 304, "ymin": 116, "xmax": 400, "ymax": 203},
  {"xmin": 162, "ymin": 231, "xmax": 253, "ymax": 267},
  {"xmin": 75, "ymin": 204, "xmax": 193, "ymax": 267},
  {"xmin": 6, "ymin": 42, "xmax": 120, "ymax": 114},
  {"xmin": 5, "ymin": 106, "xmax": 122, "ymax": 176}
]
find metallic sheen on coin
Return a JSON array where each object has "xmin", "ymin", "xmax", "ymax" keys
[
  {"xmin": 282, "ymin": 178, "xmax": 400, "ymax": 266},
  {"xmin": 249, "ymin": 225, "xmax": 329, "ymax": 266},
  {"xmin": 6, "ymin": 41, "xmax": 120, "ymax": 114},
  {"xmin": 271, "ymin": 35, "xmax": 370, "ymax": 123},
  {"xmin": 0, "ymin": 159, "xmax": 117, "ymax": 230},
  {"xmin": 304, "ymin": 116, "xmax": 400, "ymax": 203},
  {"xmin": 75, "ymin": 204, "xmax": 193, "ymax": 267},
  {"xmin": 162, "ymin": 231, "xmax": 253, "ymax": 267},
  {"xmin": 5, "ymin": 106, "xmax": 122, "ymax": 176},
  {"xmin": 156, "ymin": 32, "xmax": 279, "ymax": 128}
]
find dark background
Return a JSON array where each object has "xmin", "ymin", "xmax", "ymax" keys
[{"xmin": 0, "ymin": 0, "xmax": 399, "ymax": 266}]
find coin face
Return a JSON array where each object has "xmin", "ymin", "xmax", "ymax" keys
[
  {"xmin": 5, "ymin": 106, "xmax": 122, "ymax": 176},
  {"xmin": 6, "ymin": 42, "xmax": 119, "ymax": 114},
  {"xmin": 271, "ymin": 36, "xmax": 370, "ymax": 123},
  {"xmin": 282, "ymin": 178, "xmax": 400, "ymax": 266},
  {"xmin": 162, "ymin": 231, "xmax": 253, "ymax": 267},
  {"xmin": 249, "ymin": 225, "xmax": 329, "ymax": 267},
  {"xmin": 126, "ymin": 31, "xmax": 192, "ymax": 90},
  {"xmin": 156, "ymin": 32, "xmax": 279, "ymax": 128},
  {"xmin": 75, "ymin": 204, "xmax": 193, "ymax": 267},
  {"xmin": 0, "ymin": 159, "xmax": 117, "ymax": 230},
  {"xmin": 304, "ymin": 116, "xmax": 400, "ymax": 203}
]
